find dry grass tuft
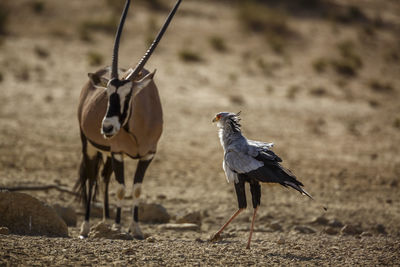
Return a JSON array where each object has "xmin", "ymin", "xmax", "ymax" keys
[
  {"xmin": 369, "ymin": 80, "xmax": 394, "ymax": 94},
  {"xmin": 209, "ymin": 36, "xmax": 228, "ymax": 53},
  {"xmin": 0, "ymin": 2, "xmax": 9, "ymax": 35},
  {"xmin": 331, "ymin": 41, "xmax": 362, "ymax": 77},
  {"xmin": 238, "ymin": 2, "xmax": 291, "ymax": 54},
  {"xmin": 31, "ymin": 1, "xmax": 45, "ymax": 14},
  {"xmin": 178, "ymin": 49, "xmax": 203, "ymax": 63},
  {"xmin": 87, "ymin": 51, "xmax": 104, "ymax": 67}
]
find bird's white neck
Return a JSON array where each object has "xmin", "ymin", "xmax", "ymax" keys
[{"xmin": 218, "ymin": 122, "xmax": 242, "ymax": 151}]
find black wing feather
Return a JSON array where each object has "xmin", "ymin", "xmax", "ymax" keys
[{"xmin": 246, "ymin": 151, "xmax": 312, "ymax": 198}]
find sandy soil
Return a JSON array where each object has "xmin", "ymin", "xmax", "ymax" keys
[{"xmin": 0, "ymin": 0, "xmax": 399, "ymax": 265}]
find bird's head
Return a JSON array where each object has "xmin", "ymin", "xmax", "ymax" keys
[{"xmin": 212, "ymin": 112, "xmax": 241, "ymax": 130}]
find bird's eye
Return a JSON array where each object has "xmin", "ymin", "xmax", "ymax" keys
[{"xmin": 217, "ymin": 114, "xmax": 221, "ymax": 119}]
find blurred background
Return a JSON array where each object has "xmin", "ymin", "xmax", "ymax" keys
[{"xmin": 0, "ymin": 0, "xmax": 399, "ymax": 255}]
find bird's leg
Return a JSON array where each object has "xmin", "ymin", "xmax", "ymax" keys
[
  {"xmin": 247, "ymin": 182, "xmax": 261, "ymax": 249},
  {"xmin": 210, "ymin": 179, "xmax": 247, "ymax": 242},
  {"xmin": 210, "ymin": 208, "xmax": 245, "ymax": 242},
  {"xmin": 247, "ymin": 207, "xmax": 258, "ymax": 249}
]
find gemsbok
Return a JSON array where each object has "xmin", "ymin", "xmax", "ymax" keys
[{"xmin": 76, "ymin": 0, "xmax": 182, "ymax": 238}]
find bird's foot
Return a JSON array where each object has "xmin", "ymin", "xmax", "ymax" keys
[{"xmin": 209, "ymin": 232, "xmax": 222, "ymax": 242}]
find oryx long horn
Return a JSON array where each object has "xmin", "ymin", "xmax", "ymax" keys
[
  {"xmin": 126, "ymin": 0, "xmax": 182, "ymax": 81},
  {"xmin": 111, "ymin": 0, "xmax": 131, "ymax": 80}
]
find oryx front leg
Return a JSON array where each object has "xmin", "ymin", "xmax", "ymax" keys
[
  {"xmin": 111, "ymin": 153, "xmax": 125, "ymax": 231},
  {"xmin": 129, "ymin": 156, "xmax": 154, "ymax": 239}
]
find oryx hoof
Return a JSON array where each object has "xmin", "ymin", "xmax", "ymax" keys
[
  {"xmin": 79, "ymin": 221, "xmax": 90, "ymax": 238},
  {"xmin": 129, "ymin": 223, "xmax": 144, "ymax": 240},
  {"xmin": 111, "ymin": 223, "xmax": 121, "ymax": 231}
]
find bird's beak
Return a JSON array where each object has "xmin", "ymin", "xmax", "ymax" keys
[{"xmin": 212, "ymin": 117, "xmax": 218, "ymax": 123}]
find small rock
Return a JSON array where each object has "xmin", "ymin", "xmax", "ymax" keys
[
  {"xmin": 310, "ymin": 216, "xmax": 329, "ymax": 225},
  {"xmin": 340, "ymin": 224, "xmax": 363, "ymax": 236},
  {"xmin": 376, "ymin": 224, "xmax": 387, "ymax": 235},
  {"xmin": 276, "ymin": 237, "xmax": 285, "ymax": 244},
  {"xmin": 89, "ymin": 222, "xmax": 132, "ymax": 240},
  {"xmin": 146, "ymin": 236, "xmax": 156, "ymax": 243},
  {"xmin": 139, "ymin": 203, "xmax": 170, "ymax": 224},
  {"xmin": 0, "ymin": 227, "xmax": 10, "ymax": 235},
  {"xmin": 328, "ymin": 219, "xmax": 344, "ymax": 228},
  {"xmin": 360, "ymin": 231, "xmax": 373, "ymax": 237},
  {"xmin": 52, "ymin": 204, "xmax": 77, "ymax": 227},
  {"xmin": 324, "ymin": 227, "xmax": 339, "ymax": 235},
  {"xmin": 176, "ymin": 211, "xmax": 202, "ymax": 226},
  {"xmin": 294, "ymin": 225, "xmax": 316, "ymax": 234},
  {"xmin": 162, "ymin": 223, "xmax": 199, "ymax": 231},
  {"xmin": 269, "ymin": 221, "xmax": 283, "ymax": 232}
]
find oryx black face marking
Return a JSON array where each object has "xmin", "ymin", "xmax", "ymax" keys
[{"xmin": 102, "ymin": 79, "xmax": 133, "ymax": 138}]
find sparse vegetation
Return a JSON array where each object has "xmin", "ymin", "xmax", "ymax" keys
[
  {"xmin": 237, "ymin": 2, "xmax": 291, "ymax": 54},
  {"xmin": 79, "ymin": 16, "xmax": 119, "ymax": 35},
  {"xmin": 0, "ymin": 2, "xmax": 9, "ymax": 35},
  {"xmin": 333, "ymin": 5, "xmax": 367, "ymax": 24},
  {"xmin": 31, "ymin": 1, "xmax": 45, "ymax": 14},
  {"xmin": 105, "ymin": 0, "xmax": 126, "ymax": 14},
  {"xmin": 394, "ymin": 118, "xmax": 400, "ymax": 129},
  {"xmin": 209, "ymin": 36, "xmax": 228, "ymax": 52},
  {"xmin": 87, "ymin": 51, "xmax": 104, "ymax": 67},
  {"xmin": 309, "ymin": 86, "xmax": 327, "ymax": 97},
  {"xmin": 286, "ymin": 85, "xmax": 300, "ymax": 100},
  {"xmin": 369, "ymin": 79, "xmax": 394, "ymax": 93},
  {"xmin": 178, "ymin": 49, "xmax": 203, "ymax": 63},
  {"xmin": 312, "ymin": 58, "xmax": 328, "ymax": 73},
  {"xmin": 34, "ymin": 46, "xmax": 50, "ymax": 59},
  {"xmin": 229, "ymin": 95, "xmax": 245, "ymax": 105},
  {"xmin": 331, "ymin": 40, "xmax": 362, "ymax": 77},
  {"xmin": 15, "ymin": 66, "xmax": 30, "ymax": 82}
]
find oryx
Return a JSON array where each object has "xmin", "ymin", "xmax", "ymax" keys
[{"xmin": 76, "ymin": 0, "xmax": 182, "ymax": 238}]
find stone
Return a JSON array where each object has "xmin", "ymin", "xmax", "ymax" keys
[
  {"xmin": 294, "ymin": 225, "xmax": 316, "ymax": 234},
  {"xmin": 376, "ymin": 224, "xmax": 387, "ymax": 235},
  {"xmin": 162, "ymin": 223, "xmax": 199, "ymax": 231},
  {"xmin": 310, "ymin": 216, "xmax": 329, "ymax": 225},
  {"xmin": 88, "ymin": 222, "xmax": 132, "ymax": 240},
  {"xmin": 324, "ymin": 227, "xmax": 339, "ymax": 235},
  {"xmin": 139, "ymin": 203, "xmax": 170, "ymax": 224},
  {"xmin": 176, "ymin": 211, "xmax": 202, "ymax": 226},
  {"xmin": 269, "ymin": 221, "xmax": 283, "ymax": 232},
  {"xmin": 276, "ymin": 237, "xmax": 285, "ymax": 244},
  {"xmin": 52, "ymin": 204, "xmax": 77, "ymax": 227},
  {"xmin": 0, "ymin": 227, "xmax": 10, "ymax": 235},
  {"xmin": 360, "ymin": 231, "xmax": 373, "ymax": 237},
  {"xmin": 0, "ymin": 192, "xmax": 68, "ymax": 237},
  {"xmin": 328, "ymin": 219, "xmax": 344, "ymax": 228},
  {"xmin": 340, "ymin": 224, "xmax": 363, "ymax": 236}
]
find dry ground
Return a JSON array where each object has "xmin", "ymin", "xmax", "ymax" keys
[{"xmin": 0, "ymin": 0, "xmax": 399, "ymax": 265}]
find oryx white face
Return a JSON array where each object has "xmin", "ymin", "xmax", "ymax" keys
[{"xmin": 101, "ymin": 79, "xmax": 133, "ymax": 139}]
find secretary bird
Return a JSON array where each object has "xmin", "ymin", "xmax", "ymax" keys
[{"xmin": 210, "ymin": 112, "xmax": 312, "ymax": 249}]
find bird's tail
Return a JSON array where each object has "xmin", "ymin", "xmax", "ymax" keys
[{"xmin": 282, "ymin": 180, "xmax": 313, "ymax": 199}]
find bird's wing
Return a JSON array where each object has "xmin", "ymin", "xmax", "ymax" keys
[
  {"xmin": 224, "ymin": 148, "xmax": 264, "ymax": 175},
  {"xmin": 247, "ymin": 139, "xmax": 282, "ymax": 162}
]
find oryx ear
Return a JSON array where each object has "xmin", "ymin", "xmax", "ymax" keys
[
  {"xmin": 132, "ymin": 69, "xmax": 156, "ymax": 93},
  {"xmin": 88, "ymin": 73, "xmax": 109, "ymax": 88}
]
